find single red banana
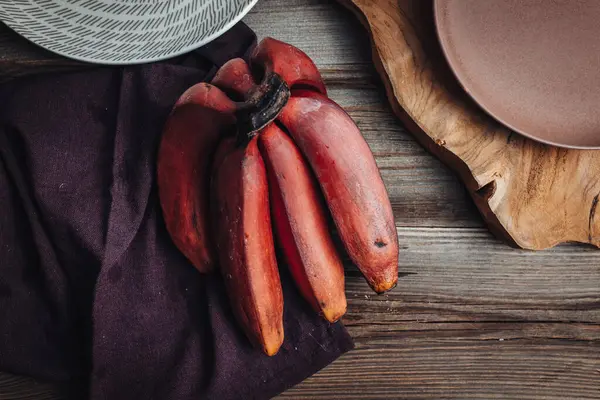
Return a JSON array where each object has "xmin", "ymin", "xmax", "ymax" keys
[
  {"xmin": 278, "ymin": 95, "xmax": 399, "ymax": 293},
  {"xmin": 259, "ymin": 123, "xmax": 347, "ymax": 323},
  {"xmin": 212, "ymin": 137, "xmax": 284, "ymax": 356},
  {"xmin": 212, "ymin": 58, "xmax": 256, "ymax": 99},
  {"xmin": 158, "ymin": 83, "xmax": 236, "ymax": 273},
  {"xmin": 251, "ymin": 37, "xmax": 327, "ymax": 95}
]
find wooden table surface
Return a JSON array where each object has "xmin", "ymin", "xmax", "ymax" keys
[{"xmin": 1, "ymin": 0, "xmax": 599, "ymax": 399}]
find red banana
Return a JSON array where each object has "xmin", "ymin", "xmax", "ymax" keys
[
  {"xmin": 216, "ymin": 57, "xmax": 347, "ymax": 321},
  {"xmin": 158, "ymin": 36, "xmax": 399, "ymax": 356},
  {"xmin": 251, "ymin": 37, "xmax": 327, "ymax": 95},
  {"xmin": 259, "ymin": 123, "xmax": 347, "ymax": 323},
  {"xmin": 157, "ymin": 83, "xmax": 236, "ymax": 273},
  {"xmin": 278, "ymin": 93, "xmax": 399, "ymax": 294},
  {"xmin": 212, "ymin": 137, "xmax": 284, "ymax": 356},
  {"xmin": 212, "ymin": 57, "xmax": 256, "ymax": 99}
]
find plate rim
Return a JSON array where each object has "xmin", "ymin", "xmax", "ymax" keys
[
  {"xmin": 0, "ymin": 0, "xmax": 259, "ymax": 66},
  {"xmin": 433, "ymin": 0, "xmax": 600, "ymax": 150}
]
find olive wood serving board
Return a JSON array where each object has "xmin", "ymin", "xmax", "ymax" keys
[{"xmin": 337, "ymin": 0, "xmax": 600, "ymax": 250}]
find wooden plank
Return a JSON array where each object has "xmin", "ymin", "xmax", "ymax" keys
[
  {"xmin": 343, "ymin": 226, "xmax": 600, "ymax": 343},
  {"xmin": 280, "ymin": 228, "xmax": 600, "ymax": 399},
  {"xmin": 244, "ymin": 0, "xmax": 374, "ymax": 67},
  {"xmin": 277, "ymin": 341, "xmax": 600, "ymax": 400},
  {"xmin": 355, "ymin": 227, "xmax": 600, "ymax": 300}
]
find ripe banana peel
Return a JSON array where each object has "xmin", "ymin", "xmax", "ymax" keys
[
  {"xmin": 260, "ymin": 123, "xmax": 347, "ymax": 323},
  {"xmin": 212, "ymin": 137, "xmax": 284, "ymax": 356},
  {"xmin": 278, "ymin": 93, "xmax": 399, "ymax": 294},
  {"xmin": 157, "ymin": 83, "xmax": 237, "ymax": 273},
  {"xmin": 158, "ymin": 37, "xmax": 398, "ymax": 355}
]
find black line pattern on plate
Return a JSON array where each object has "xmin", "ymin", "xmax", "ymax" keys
[{"xmin": 0, "ymin": 0, "xmax": 255, "ymax": 63}]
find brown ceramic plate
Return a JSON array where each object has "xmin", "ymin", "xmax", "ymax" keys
[{"xmin": 434, "ymin": 0, "xmax": 600, "ymax": 149}]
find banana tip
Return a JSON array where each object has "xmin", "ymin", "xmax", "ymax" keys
[
  {"xmin": 321, "ymin": 304, "xmax": 347, "ymax": 323},
  {"xmin": 261, "ymin": 331, "xmax": 284, "ymax": 356},
  {"xmin": 263, "ymin": 341, "xmax": 282, "ymax": 357},
  {"xmin": 371, "ymin": 278, "xmax": 398, "ymax": 294}
]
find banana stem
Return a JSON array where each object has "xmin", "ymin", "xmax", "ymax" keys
[{"xmin": 234, "ymin": 71, "xmax": 290, "ymax": 145}]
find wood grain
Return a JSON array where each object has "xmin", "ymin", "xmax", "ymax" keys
[
  {"xmin": 0, "ymin": 0, "xmax": 598, "ymax": 399},
  {"xmin": 0, "ymin": 373, "xmax": 65, "ymax": 400},
  {"xmin": 278, "ymin": 340, "xmax": 600, "ymax": 400},
  {"xmin": 334, "ymin": 0, "xmax": 600, "ymax": 250}
]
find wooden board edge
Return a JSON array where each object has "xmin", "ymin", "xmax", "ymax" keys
[{"xmin": 334, "ymin": 0, "xmax": 521, "ymax": 248}]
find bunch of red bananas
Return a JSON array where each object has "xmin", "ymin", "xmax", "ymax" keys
[{"xmin": 158, "ymin": 38, "xmax": 398, "ymax": 356}]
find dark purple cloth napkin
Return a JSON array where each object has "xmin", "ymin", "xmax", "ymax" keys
[{"xmin": 0, "ymin": 23, "xmax": 353, "ymax": 399}]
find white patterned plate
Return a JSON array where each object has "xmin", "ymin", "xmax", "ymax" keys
[{"xmin": 0, "ymin": 0, "xmax": 258, "ymax": 65}]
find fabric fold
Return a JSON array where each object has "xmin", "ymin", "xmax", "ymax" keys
[{"xmin": 0, "ymin": 23, "xmax": 354, "ymax": 400}]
